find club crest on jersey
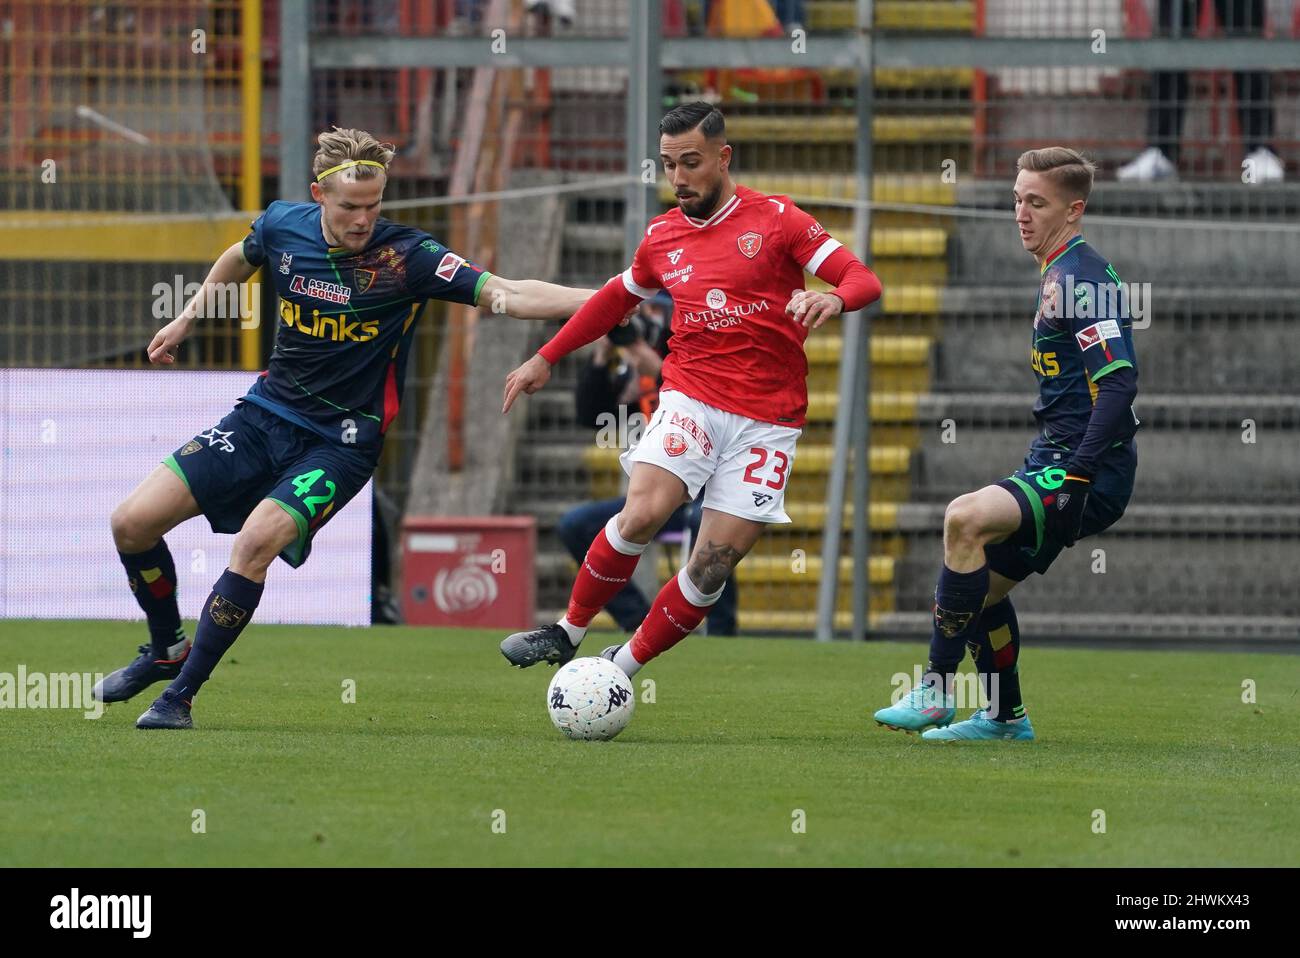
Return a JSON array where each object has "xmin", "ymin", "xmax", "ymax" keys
[
  {"xmin": 354, "ymin": 268, "xmax": 376, "ymax": 293},
  {"xmin": 289, "ymin": 274, "xmax": 352, "ymax": 305},
  {"xmin": 663, "ymin": 433, "xmax": 689, "ymax": 457},
  {"xmin": 436, "ymin": 252, "xmax": 466, "ymax": 282},
  {"xmin": 667, "ymin": 248, "xmax": 684, "ymax": 265},
  {"xmin": 737, "ymin": 231, "xmax": 762, "ymax": 259}
]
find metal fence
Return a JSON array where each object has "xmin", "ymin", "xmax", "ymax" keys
[{"xmin": 4, "ymin": 0, "xmax": 1298, "ymax": 640}]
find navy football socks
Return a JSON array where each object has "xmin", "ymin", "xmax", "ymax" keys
[
  {"xmin": 118, "ymin": 540, "xmax": 187, "ymax": 659},
  {"xmin": 926, "ymin": 563, "xmax": 988, "ymax": 696},
  {"xmin": 166, "ymin": 569, "xmax": 264, "ymax": 701}
]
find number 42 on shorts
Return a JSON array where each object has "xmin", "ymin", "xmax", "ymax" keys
[{"xmin": 291, "ymin": 469, "xmax": 336, "ymax": 517}]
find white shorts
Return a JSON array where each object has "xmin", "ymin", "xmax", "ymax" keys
[{"xmin": 619, "ymin": 389, "xmax": 802, "ymax": 523}]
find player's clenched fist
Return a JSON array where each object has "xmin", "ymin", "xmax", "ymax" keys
[
  {"xmin": 147, "ymin": 316, "xmax": 194, "ymax": 365},
  {"xmin": 785, "ymin": 289, "xmax": 844, "ymax": 330},
  {"xmin": 502, "ymin": 353, "xmax": 552, "ymax": 413}
]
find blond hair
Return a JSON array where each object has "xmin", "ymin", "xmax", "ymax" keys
[
  {"xmin": 1017, "ymin": 147, "xmax": 1095, "ymax": 202},
  {"xmin": 312, "ymin": 127, "xmax": 395, "ymax": 187}
]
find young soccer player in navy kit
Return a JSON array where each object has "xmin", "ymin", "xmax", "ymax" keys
[
  {"xmin": 98, "ymin": 127, "xmax": 596, "ymax": 728},
  {"xmin": 875, "ymin": 147, "xmax": 1140, "ymax": 741}
]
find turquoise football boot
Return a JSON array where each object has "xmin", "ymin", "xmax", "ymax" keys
[
  {"xmin": 872, "ymin": 682, "xmax": 956, "ymax": 733},
  {"xmin": 921, "ymin": 710, "xmax": 1035, "ymax": 742}
]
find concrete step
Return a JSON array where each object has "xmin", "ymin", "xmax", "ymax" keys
[
  {"xmin": 562, "ymin": 222, "xmax": 947, "ymax": 259},
  {"xmin": 916, "ymin": 425, "xmax": 1294, "ymax": 503},
  {"xmin": 950, "ymin": 181, "xmax": 1300, "ymax": 286},
  {"xmin": 810, "ymin": 0, "xmax": 975, "ymax": 31},
  {"xmin": 512, "ymin": 500, "xmax": 1300, "ymax": 540},
  {"xmin": 896, "ymin": 532, "xmax": 1300, "ymax": 617},
  {"xmin": 725, "ymin": 113, "xmax": 973, "ymax": 146},
  {"xmin": 803, "ymin": 392, "xmax": 1300, "ymax": 427},
  {"xmin": 658, "ymin": 173, "xmax": 957, "ymax": 208},
  {"xmin": 924, "ymin": 292, "xmax": 1298, "ymax": 393}
]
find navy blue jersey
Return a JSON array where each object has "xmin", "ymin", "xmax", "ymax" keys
[
  {"xmin": 1030, "ymin": 236, "xmax": 1139, "ymax": 457},
  {"xmin": 240, "ymin": 200, "xmax": 492, "ymax": 454}
]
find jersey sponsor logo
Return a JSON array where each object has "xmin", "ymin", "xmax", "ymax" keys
[
  {"xmin": 737, "ymin": 231, "xmax": 763, "ymax": 258},
  {"xmin": 420, "ymin": 239, "xmax": 442, "ymax": 254},
  {"xmin": 435, "ymin": 252, "xmax": 465, "ymax": 282},
  {"xmin": 669, "ymin": 412, "xmax": 713, "ymax": 456},
  {"xmin": 806, "ymin": 221, "xmax": 826, "ymax": 241},
  {"xmin": 289, "ymin": 273, "xmax": 352, "ymax": 305},
  {"xmin": 706, "ymin": 288, "xmax": 727, "ymax": 309},
  {"xmin": 661, "ymin": 264, "xmax": 693, "ymax": 286},
  {"xmin": 663, "ymin": 432, "xmax": 689, "ymax": 457},
  {"xmin": 667, "ymin": 247, "xmax": 684, "ymax": 265},
  {"xmin": 751, "ymin": 491, "xmax": 773, "ymax": 507},
  {"xmin": 198, "ymin": 428, "xmax": 234, "ymax": 453},
  {"xmin": 1030, "ymin": 347, "xmax": 1060, "ymax": 377},
  {"xmin": 681, "ymin": 297, "xmax": 770, "ymax": 330},
  {"xmin": 279, "ymin": 300, "xmax": 380, "ymax": 342},
  {"xmin": 354, "ymin": 268, "xmax": 376, "ymax": 293},
  {"xmin": 279, "ymin": 252, "xmax": 293, "ymax": 275},
  {"xmin": 1075, "ymin": 319, "xmax": 1121, "ymax": 351}
]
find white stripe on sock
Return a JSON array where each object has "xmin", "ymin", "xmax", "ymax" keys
[
  {"xmin": 613, "ymin": 642, "xmax": 643, "ymax": 678},
  {"xmin": 605, "ymin": 515, "xmax": 648, "ymax": 556},
  {"xmin": 676, "ymin": 568, "xmax": 723, "ymax": 607},
  {"xmin": 557, "ymin": 616, "xmax": 586, "ymax": 646}
]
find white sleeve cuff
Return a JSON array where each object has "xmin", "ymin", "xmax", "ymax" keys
[
  {"xmin": 621, "ymin": 268, "xmax": 658, "ymax": 300},
  {"xmin": 804, "ymin": 237, "xmax": 843, "ymax": 274}
]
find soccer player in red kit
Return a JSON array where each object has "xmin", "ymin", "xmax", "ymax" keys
[{"xmin": 498, "ymin": 102, "xmax": 883, "ymax": 677}]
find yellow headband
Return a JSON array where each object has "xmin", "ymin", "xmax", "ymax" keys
[{"xmin": 315, "ymin": 159, "xmax": 387, "ymax": 183}]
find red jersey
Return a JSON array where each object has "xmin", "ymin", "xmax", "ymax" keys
[{"xmin": 621, "ymin": 184, "xmax": 845, "ymax": 428}]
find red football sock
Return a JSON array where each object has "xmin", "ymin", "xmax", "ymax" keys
[
  {"xmin": 566, "ymin": 521, "xmax": 644, "ymax": 627},
  {"xmin": 629, "ymin": 571, "xmax": 715, "ymax": 664}
]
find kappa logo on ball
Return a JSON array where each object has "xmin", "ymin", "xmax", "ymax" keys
[
  {"xmin": 706, "ymin": 288, "xmax": 727, "ymax": 309},
  {"xmin": 737, "ymin": 231, "xmax": 762, "ymax": 259},
  {"xmin": 435, "ymin": 252, "xmax": 466, "ymax": 282},
  {"xmin": 663, "ymin": 432, "xmax": 689, "ymax": 457}
]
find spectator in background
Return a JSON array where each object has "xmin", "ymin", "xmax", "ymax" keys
[
  {"xmin": 1118, "ymin": 0, "xmax": 1284, "ymax": 182},
  {"xmin": 557, "ymin": 292, "xmax": 739, "ymax": 635},
  {"xmin": 768, "ymin": 0, "xmax": 805, "ymax": 34}
]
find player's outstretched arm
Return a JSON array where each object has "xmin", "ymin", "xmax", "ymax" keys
[
  {"xmin": 147, "ymin": 241, "xmax": 259, "ymax": 365},
  {"xmin": 477, "ymin": 275, "xmax": 596, "ymax": 322},
  {"xmin": 501, "ymin": 272, "xmax": 648, "ymax": 413}
]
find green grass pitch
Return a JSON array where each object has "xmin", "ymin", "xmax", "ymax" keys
[{"xmin": 2, "ymin": 620, "xmax": 1297, "ymax": 867}]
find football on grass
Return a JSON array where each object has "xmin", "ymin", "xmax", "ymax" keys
[{"xmin": 546, "ymin": 657, "xmax": 635, "ymax": 740}]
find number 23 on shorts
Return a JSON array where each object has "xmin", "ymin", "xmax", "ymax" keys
[
  {"xmin": 741, "ymin": 447, "xmax": 789, "ymax": 489},
  {"xmin": 291, "ymin": 468, "xmax": 336, "ymax": 518}
]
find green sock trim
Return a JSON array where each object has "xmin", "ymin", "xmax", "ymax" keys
[
  {"xmin": 267, "ymin": 497, "xmax": 310, "ymax": 565},
  {"xmin": 162, "ymin": 454, "xmax": 191, "ymax": 490},
  {"xmin": 1006, "ymin": 474, "xmax": 1045, "ymax": 555}
]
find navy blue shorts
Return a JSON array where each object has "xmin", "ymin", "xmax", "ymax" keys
[
  {"xmin": 163, "ymin": 401, "xmax": 375, "ymax": 568},
  {"xmin": 984, "ymin": 444, "xmax": 1136, "ymax": 581}
]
